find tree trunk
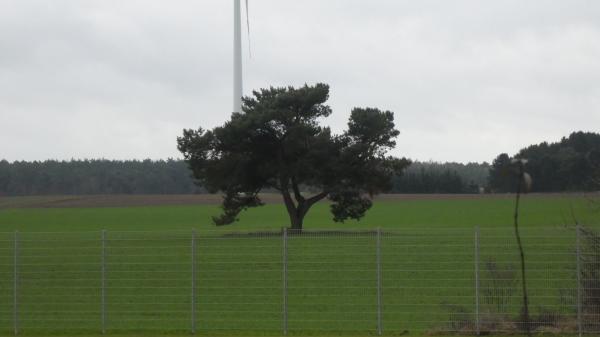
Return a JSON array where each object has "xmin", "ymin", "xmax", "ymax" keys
[
  {"xmin": 281, "ymin": 187, "xmax": 305, "ymax": 233},
  {"xmin": 289, "ymin": 212, "xmax": 304, "ymax": 233},
  {"xmin": 282, "ymin": 195, "xmax": 315, "ymax": 233},
  {"xmin": 279, "ymin": 176, "xmax": 328, "ymax": 233}
]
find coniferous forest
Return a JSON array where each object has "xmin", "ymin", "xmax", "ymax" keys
[
  {"xmin": 488, "ymin": 132, "xmax": 600, "ymax": 192},
  {"xmin": 1, "ymin": 132, "xmax": 598, "ymax": 196}
]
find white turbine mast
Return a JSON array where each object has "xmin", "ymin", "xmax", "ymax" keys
[{"xmin": 233, "ymin": 0, "xmax": 250, "ymax": 113}]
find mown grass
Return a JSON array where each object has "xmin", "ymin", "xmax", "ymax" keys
[{"xmin": 0, "ymin": 195, "xmax": 598, "ymax": 336}]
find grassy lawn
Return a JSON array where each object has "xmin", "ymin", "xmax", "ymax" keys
[{"xmin": 0, "ymin": 194, "xmax": 598, "ymax": 336}]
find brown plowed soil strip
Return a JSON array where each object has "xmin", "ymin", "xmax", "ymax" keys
[
  {"xmin": 0, "ymin": 194, "xmax": 273, "ymax": 209},
  {"xmin": 0, "ymin": 193, "xmax": 587, "ymax": 209}
]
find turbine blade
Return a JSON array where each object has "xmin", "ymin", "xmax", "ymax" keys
[{"xmin": 245, "ymin": 0, "xmax": 252, "ymax": 58}]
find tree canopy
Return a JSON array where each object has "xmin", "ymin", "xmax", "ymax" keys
[
  {"xmin": 488, "ymin": 132, "xmax": 600, "ymax": 192},
  {"xmin": 177, "ymin": 83, "xmax": 410, "ymax": 230}
]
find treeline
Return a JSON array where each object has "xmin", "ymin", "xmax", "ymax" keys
[
  {"xmin": 0, "ymin": 159, "xmax": 491, "ymax": 196},
  {"xmin": 392, "ymin": 161, "xmax": 490, "ymax": 193},
  {"xmin": 3, "ymin": 131, "xmax": 598, "ymax": 196},
  {"xmin": 488, "ymin": 131, "xmax": 600, "ymax": 192},
  {"xmin": 0, "ymin": 159, "xmax": 490, "ymax": 196},
  {"xmin": 0, "ymin": 159, "xmax": 202, "ymax": 196}
]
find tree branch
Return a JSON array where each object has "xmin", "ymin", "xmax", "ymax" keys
[
  {"xmin": 306, "ymin": 191, "xmax": 329, "ymax": 208},
  {"xmin": 279, "ymin": 176, "xmax": 297, "ymax": 214},
  {"xmin": 296, "ymin": 191, "xmax": 328, "ymax": 221},
  {"xmin": 291, "ymin": 176, "xmax": 305, "ymax": 204}
]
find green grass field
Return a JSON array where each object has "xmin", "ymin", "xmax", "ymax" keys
[
  {"xmin": 0, "ymin": 194, "xmax": 598, "ymax": 336},
  {"xmin": 1, "ymin": 194, "xmax": 598, "ymax": 232}
]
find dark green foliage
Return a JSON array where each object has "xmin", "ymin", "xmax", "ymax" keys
[
  {"xmin": 489, "ymin": 132, "xmax": 600, "ymax": 192},
  {"xmin": 488, "ymin": 153, "xmax": 517, "ymax": 193},
  {"xmin": 329, "ymin": 190, "xmax": 373, "ymax": 222},
  {"xmin": 178, "ymin": 83, "xmax": 410, "ymax": 229},
  {"xmin": 212, "ymin": 190, "xmax": 264, "ymax": 226},
  {"xmin": 0, "ymin": 158, "xmax": 492, "ymax": 197},
  {"xmin": 393, "ymin": 161, "xmax": 489, "ymax": 193},
  {"xmin": 0, "ymin": 159, "xmax": 201, "ymax": 196}
]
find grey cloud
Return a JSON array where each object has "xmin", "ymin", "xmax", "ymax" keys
[{"xmin": 1, "ymin": 0, "xmax": 599, "ymax": 162}]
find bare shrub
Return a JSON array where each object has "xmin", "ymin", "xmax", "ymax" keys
[
  {"xmin": 580, "ymin": 226, "xmax": 600, "ymax": 332},
  {"xmin": 481, "ymin": 259, "xmax": 518, "ymax": 314}
]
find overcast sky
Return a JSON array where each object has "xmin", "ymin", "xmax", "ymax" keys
[{"xmin": 1, "ymin": 1, "xmax": 599, "ymax": 163}]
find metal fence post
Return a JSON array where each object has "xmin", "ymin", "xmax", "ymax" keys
[
  {"xmin": 576, "ymin": 224, "xmax": 582, "ymax": 337},
  {"xmin": 376, "ymin": 227, "xmax": 382, "ymax": 336},
  {"xmin": 191, "ymin": 230, "xmax": 197, "ymax": 334},
  {"xmin": 474, "ymin": 226, "xmax": 480, "ymax": 336},
  {"xmin": 282, "ymin": 227, "xmax": 288, "ymax": 336},
  {"xmin": 13, "ymin": 231, "xmax": 18, "ymax": 336},
  {"xmin": 101, "ymin": 230, "xmax": 106, "ymax": 334}
]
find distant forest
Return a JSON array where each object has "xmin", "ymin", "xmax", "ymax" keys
[
  {"xmin": 488, "ymin": 131, "xmax": 600, "ymax": 192},
  {"xmin": 0, "ymin": 159, "xmax": 488, "ymax": 196},
  {"xmin": 0, "ymin": 159, "xmax": 203, "ymax": 196},
  {"xmin": 393, "ymin": 161, "xmax": 489, "ymax": 193},
  {"xmin": 1, "ymin": 132, "xmax": 598, "ymax": 196}
]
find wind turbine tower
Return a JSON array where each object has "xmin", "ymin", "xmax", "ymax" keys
[{"xmin": 233, "ymin": 0, "xmax": 243, "ymax": 113}]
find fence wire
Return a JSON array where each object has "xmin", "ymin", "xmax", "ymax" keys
[{"xmin": 0, "ymin": 226, "xmax": 598, "ymax": 335}]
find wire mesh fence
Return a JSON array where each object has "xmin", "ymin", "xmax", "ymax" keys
[{"xmin": 0, "ymin": 226, "xmax": 598, "ymax": 335}]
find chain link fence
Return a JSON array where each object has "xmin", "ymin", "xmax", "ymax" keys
[{"xmin": 0, "ymin": 226, "xmax": 598, "ymax": 335}]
